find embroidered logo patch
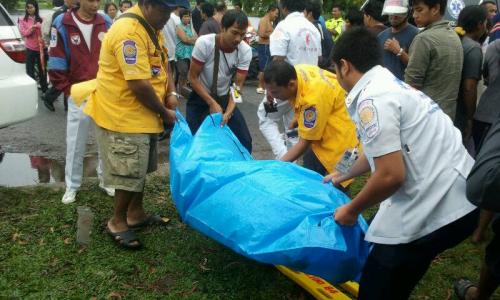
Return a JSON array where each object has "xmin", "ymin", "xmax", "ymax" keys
[
  {"xmin": 303, "ymin": 106, "xmax": 317, "ymax": 128},
  {"xmin": 123, "ymin": 40, "xmax": 137, "ymax": 64},
  {"xmin": 49, "ymin": 28, "xmax": 58, "ymax": 48},
  {"xmin": 98, "ymin": 31, "xmax": 106, "ymax": 41},
  {"xmin": 70, "ymin": 33, "xmax": 81, "ymax": 45},
  {"xmin": 358, "ymin": 99, "xmax": 379, "ymax": 142}
]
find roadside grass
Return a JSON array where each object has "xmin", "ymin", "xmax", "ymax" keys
[{"xmin": 0, "ymin": 174, "xmax": 498, "ymax": 299}]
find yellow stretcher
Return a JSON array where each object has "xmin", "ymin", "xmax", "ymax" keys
[{"xmin": 276, "ymin": 266, "xmax": 359, "ymax": 300}]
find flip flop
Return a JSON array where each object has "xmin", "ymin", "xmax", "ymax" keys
[
  {"xmin": 454, "ymin": 278, "xmax": 476, "ymax": 300},
  {"xmin": 128, "ymin": 215, "xmax": 171, "ymax": 229},
  {"xmin": 106, "ymin": 226, "xmax": 142, "ymax": 250}
]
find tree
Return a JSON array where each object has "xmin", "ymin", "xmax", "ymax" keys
[{"xmin": 3, "ymin": 0, "xmax": 19, "ymax": 11}]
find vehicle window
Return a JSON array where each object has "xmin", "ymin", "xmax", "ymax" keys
[{"xmin": 0, "ymin": 6, "xmax": 15, "ymax": 26}]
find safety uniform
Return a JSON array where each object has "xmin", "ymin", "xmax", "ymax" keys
[
  {"xmin": 293, "ymin": 65, "xmax": 358, "ymax": 185},
  {"xmin": 48, "ymin": 9, "xmax": 111, "ymax": 194},
  {"xmin": 84, "ymin": 5, "xmax": 168, "ymax": 192},
  {"xmin": 258, "ymin": 12, "xmax": 322, "ymax": 159},
  {"xmin": 346, "ymin": 66, "xmax": 477, "ymax": 298},
  {"xmin": 325, "ymin": 17, "xmax": 345, "ymax": 42}
]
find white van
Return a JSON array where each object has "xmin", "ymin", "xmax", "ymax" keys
[{"xmin": 0, "ymin": 3, "xmax": 38, "ymax": 128}]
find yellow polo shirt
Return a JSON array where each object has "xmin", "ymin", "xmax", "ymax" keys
[
  {"xmin": 84, "ymin": 5, "xmax": 168, "ymax": 133},
  {"xmin": 294, "ymin": 65, "xmax": 358, "ymax": 184},
  {"xmin": 325, "ymin": 17, "xmax": 345, "ymax": 41}
]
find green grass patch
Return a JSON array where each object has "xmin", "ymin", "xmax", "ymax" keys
[{"xmin": 0, "ymin": 175, "xmax": 498, "ymax": 299}]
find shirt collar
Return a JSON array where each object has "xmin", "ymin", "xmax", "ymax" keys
[
  {"xmin": 422, "ymin": 20, "xmax": 449, "ymax": 31},
  {"xmin": 345, "ymin": 65, "xmax": 383, "ymax": 107}
]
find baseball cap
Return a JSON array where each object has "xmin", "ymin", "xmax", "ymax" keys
[
  {"xmin": 382, "ymin": 0, "xmax": 409, "ymax": 15},
  {"xmin": 158, "ymin": 0, "xmax": 177, "ymax": 8}
]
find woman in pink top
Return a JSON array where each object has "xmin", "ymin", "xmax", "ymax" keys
[{"xmin": 18, "ymin": 0, "xmax": 47, "ymax": 92}]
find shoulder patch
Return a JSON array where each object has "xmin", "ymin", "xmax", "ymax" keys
[
  {"xmin": 358, "ymin": 99, "xmax": 379, "ymax": 142},
  {"xmin": 303, "ymin": 106, "xmax": 317, "ymax": 128},
  {"xmin": 50, "ymin": 27, "xmax": 58, "ymax": 48},
  {"xmin": 123, "ymin": 40, "xmax": 137, "ymax": 64}
]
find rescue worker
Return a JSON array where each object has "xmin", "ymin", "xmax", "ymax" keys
[
  {"xmin": 328, "ymin": 27, "xmax": 478, "ymax": 299},
  {"xmin": 48, "ymin": 0, "xmax": 114, "ymax": 204},
  {"xmin": 263, "ymin": 61, "xmax": 358, "ymax": 191},
  {"xmin": 187, "ymin": 9, "xmax": 253, "ymax": 153},
  {"xmin": 83, "ymin": 0, "xmax": 178, "ymax": 249},
  {"xmin": 257, "ymin": 0, "xmax": 322, "ymax": 159}
]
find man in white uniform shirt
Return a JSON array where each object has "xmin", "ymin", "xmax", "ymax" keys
[
  {"xmin": 327, "ymin": 27, "xmax": 478, "ymax": 299},
  {"xmin": 187, "ymin": 9, "xmax": 253, "ymax": 152},
  {"xmin": 257, "ymin": 0, "xmax": 321, "ymax": 159},
  {"xmin": 162, "ymin": 3, "xmax": 184, "ymax": 82}
]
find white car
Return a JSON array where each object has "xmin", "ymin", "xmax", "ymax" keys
[{"xmin": 0, "ymin": 3, "xmax": 37, "ymax": 128}]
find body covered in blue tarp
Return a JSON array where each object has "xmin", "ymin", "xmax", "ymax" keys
[{"xmin": 169, "ymin": 111, "xmax": 370, "ymax": 283}]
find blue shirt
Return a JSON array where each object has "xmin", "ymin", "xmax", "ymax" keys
[{"xmin": 377, "ymin": 24, "xmax": 419, "ymax": 80}]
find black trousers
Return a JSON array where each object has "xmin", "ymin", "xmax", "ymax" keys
[
  {"xmin": 186, "ymin": 91, "xmax": 252, "ymax": 153},
  {"xmin": 303, "ymin": 147, "xmax": 327, "ymax": 175},
  {"xmin": 358, "ymin": 209, "xmax": 479, "ymax": 300},
  {"xmin": 26, "ymin": 48, "xmax": 48, "ymax": 92}
]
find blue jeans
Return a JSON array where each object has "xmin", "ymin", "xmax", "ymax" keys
[{"xmin": 186, "ymin": 91, "xmax": 252, "ymax": 153}]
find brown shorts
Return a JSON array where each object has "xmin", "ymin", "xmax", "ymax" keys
[{"xmin": 96, "ymin": 126, "xmax": 158, "ymax": 192}]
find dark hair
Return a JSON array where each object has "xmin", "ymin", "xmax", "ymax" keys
[
  {"xmin": 263, "ymin": 60, "xmax": 297, "ymax": 87},
  {"xmin": 280, "ymin": 0, "xmax": 306, "ymax": 13},
  {"xmin": 305, "ymin": 0, "xmax": 322, "ymax": 21},
  {"xmin": 410, "ymin": 0, "xmax": 447, "ymax": 15},
  {"xmin": 196, "ymin": 0, "xmax": 205, "ymax": 4},
  {"xmin": 221, "ymin": 9, "xmax": 248, "ymax": 29},
  {"xmin": 216, "ymin": 1, "xmax": 227, "ymax": 12},
  {"xmin": 345, "ymin": 9, "xmax": 364, "ymax": 26},
  {"xmin": 24, "ymin": 0, "xmax": 43, "ymax": 23},
  {"xmin": 332, "ymin": 4, "xmax": 343, "ymax": 10},
  {"xmin": 120, "ymin": 0, "xmax": 133, "ymax": 7},
  {"xmin": 363, "ymin": 0, "xmax": 387, "ymax": 22},
  {"xmin": 233, "ymin": 1, "xmax": 242, "ymax": 7},
  {"xmin": 458, "ymin": 5, "xmax": 487, "ymax": 33},
  {"xmin": 179, "ymin": 8, "xmax": 191, "ymax": 18},
  {"xmin": 332, "ymin": 27, "xmax": 382, "ymax": 73},
  {"xmin": 104, "ymin": 2, "xmax": 118, "ymax": 14},
  {"xmin": 267, "ymin": 3, "xmax": 278, "ymax": 12},
  {"xmin": 201, "ymin": 2, "xmax": 215, "ymax": 17}
]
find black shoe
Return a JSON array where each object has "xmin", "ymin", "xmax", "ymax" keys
[{"xmin": 43, "ymin": 97, "xmax": 55, "ymax": 112}]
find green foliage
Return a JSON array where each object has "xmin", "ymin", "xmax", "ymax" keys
[
  {"xmin": 235, "ymin": 0, "xmax": 365, "ymax": 17},
  {"xmin": 2, "ymin": 0, "xmax": 19, "ymax": 11}
]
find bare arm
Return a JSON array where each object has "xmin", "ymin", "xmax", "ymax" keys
[
  {"xmin": 324, "ymin": 152, "xmax": 371, "ymax": 184},
  {"xmin": 176, "ymin": 26, "xmax": 196, "ymax": 45},
  {"xmin": 280, "ymin": 138, "xmax": 311, "ymax": 162},
  {"xmin": 334, "ymin": 151, "xmax": 406, "ymax": 225},
  {"xmin": 128, "ymin": 79, "xmax": 176, "ymax": 124}
]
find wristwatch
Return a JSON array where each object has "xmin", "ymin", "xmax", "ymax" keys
[
  {"xmin": 167, "ymin": 92, "xmax": 180, "ymax": 99},
  {"xmin": 396, "ymin": 48, "xmax": 404, "ymax": 57}
]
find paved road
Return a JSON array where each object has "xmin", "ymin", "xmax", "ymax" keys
[{"xmin": 0, "ymin": 81, "xmax": 274, "ymax": 163}]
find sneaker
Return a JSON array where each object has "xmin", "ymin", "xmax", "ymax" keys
[
  {"xmin": 61, "ymin": 190, "xmax": 77, "ymax": 204},
  {"xmin": 99, "ymin": 182, "xmax": 115, "ymax": 197},
  {"xmin": 256, "ymin": 87, "xmax": 265, "ymax": 94}
]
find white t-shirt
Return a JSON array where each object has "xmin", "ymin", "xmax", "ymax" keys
[
  {"xmin": 191, "ymin": 34, "xmax": 252, "ymax": 96},
  {"xmin": 72, "ymin": 12, "xmax": 93, "ymax": 50},
  {"xmin": 345, "ymin": 66, "xmax": 476, "ymax": 245},
  {"xmin": 269, "ymin": 12, "xmax": 322, "ymax": 66},
  {"xmin": 163, "ymin": 12, "xmax": 181, "ymax": 61}
]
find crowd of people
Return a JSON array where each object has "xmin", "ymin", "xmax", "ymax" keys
[{"xmin": 16, "ymin": 0, "xmax": 500, "ymax": 298}]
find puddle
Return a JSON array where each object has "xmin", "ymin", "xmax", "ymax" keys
[
  {"xmin": 0, "ymin": 150, "xmax": 170, "ymax": 187},
  {"xmin": 0, "ymin": 153, "xmax": 98, "ymax": 187}
]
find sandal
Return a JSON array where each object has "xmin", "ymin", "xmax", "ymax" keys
[
  {"xmin": 106, "ymin": 226, "xmax": 142, "ymax": 250},
  {"xmin": 454, "ymin": 278, "xmax": 476, "ymax": 300},
  {"xmin": 128, "ymin": 215, "xmax": 171, "ymax": 229}
]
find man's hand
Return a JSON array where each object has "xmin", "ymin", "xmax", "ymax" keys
[
  {"xmin": 334, "ymin": 204, "xmax": 359, "ymax": 226},
  {"xmin": 384, "ymin": 38, "xmax": 401, "ymax": 55},
  {"xmin": 221, "ymin": 112, "xmax": 231, "ymax": 127},
  {"xmin": 165, "ymin": 94, "xmax": 179, "ymax": 109},
  {"xmin": 162, "ymin": 109, "xmax": 177, "ymax": 125},
  {"xmin": 323, "ymin": 171, "xmax": 344, "ymax": 187},
  {"xmin": 209, "ymin": 101, "xmax": 223, "ymax": 114}
]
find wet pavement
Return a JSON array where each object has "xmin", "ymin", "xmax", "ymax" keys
[{"xmin": 0, "ymin": 82, "xmax": 274, "ymax": 187}]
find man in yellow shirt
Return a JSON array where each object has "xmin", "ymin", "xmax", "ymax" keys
[
  {"xmin": 84, "ymin": 0, "xmax": 177, "ymax": 249},
  {"xmin": 326, "ymin": 5, "xmax": 345, "ymax": 41},
  {"xmin": 263, "ymin": 60, "xmax": 359, "ymax": 188}
]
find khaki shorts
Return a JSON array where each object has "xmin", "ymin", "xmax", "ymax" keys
[{"xmin": 96, "ymin": 126, "xmax": 158, "ymax": 192}]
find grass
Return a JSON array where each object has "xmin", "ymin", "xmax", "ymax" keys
[{"xmin": 0, "ymin": 174, "xmax": 498, "ymax": 299}]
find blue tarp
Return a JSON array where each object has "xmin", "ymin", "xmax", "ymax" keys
[{"xmin": 169, "ymin": 111, "xmax": 370, "ymax": 283}]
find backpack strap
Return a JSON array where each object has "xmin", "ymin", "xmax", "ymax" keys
[{"xmin": 211, "ymin": 34, "xmax": 221, "ymax": 97}]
